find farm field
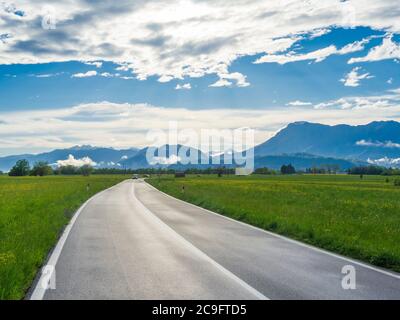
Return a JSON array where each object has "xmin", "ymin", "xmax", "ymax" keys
[
  {"xmin": 0, "ymin": 175, "xmax": 128, "ymax": 300},
  {"xmin": 148, "ymin": 174, "xmax": 400, "ymax": 272}
]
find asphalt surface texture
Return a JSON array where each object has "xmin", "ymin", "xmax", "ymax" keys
[{"xmin": 38, "ymin": 179, "xmax": 400, "ymax": 300}]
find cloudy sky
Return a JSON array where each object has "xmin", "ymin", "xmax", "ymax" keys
[{"xmin": 1, "ymin": 0, "xmax": 400, "ymax": 155}]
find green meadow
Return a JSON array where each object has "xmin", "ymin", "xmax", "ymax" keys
[
  {"xmin": 148, "ymin": 174, "xmax": 400, "ymax": 272},
  {"xmin": 0, "ymin": 175, "xmax": 128, "ymax": 300}
]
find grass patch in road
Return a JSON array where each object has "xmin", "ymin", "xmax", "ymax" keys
[
  {"xmin": 148, "ymin": 174, "xmax": 400, "ymax": 272},
  {"xmin": 0, "ymin": 175, "xmax": 128, "ymax": 300}
]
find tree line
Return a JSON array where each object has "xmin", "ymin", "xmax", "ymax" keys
[
  {"xmin": 3, "ymin": 159, "xmax": 400, "ymax": 177},
  {"xmin": 347, "ymin": 165, "xmax": 400, "ymax": 176},
  {"xmin": 3, "ymin": 160, "xmax": 239, "ymax": 177},
  {"xmin": 7, "ymin": 160, "xmax": 94, "ymax": 177}
]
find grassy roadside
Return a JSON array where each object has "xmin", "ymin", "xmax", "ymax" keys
[
  {"xmin": 0, "ymin": 175, "xmax": 128, "ymax": 300},
  {"xmin": 148, "ymin": 174, "xmax": 400, "ymax": 273}
]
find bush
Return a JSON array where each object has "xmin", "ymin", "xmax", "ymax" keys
[
  {"xmin": 30, "ymin": 161, "xmax": 53, "ymax": 176},
  {"xmin": 394, "ymin": 179, "xmax": 400, "ymax": 187}
]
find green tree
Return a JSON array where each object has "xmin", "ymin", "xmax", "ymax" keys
[
  {"xmin": 281, "ymin": 164, "xmax": 296, "ymax": 175},
  {"xmin": 347, "ymin": 166, "xmax": 384, "ymax": 175},
  {"xmin": 58, "ymin": 165, "xmax": 78, "ymax": 175},
  {"xmin": 9, "ymin": 159, "xmax": 30, "ymax": 176},
  {"xmin": 30, "ymin": 161, "xmax": 53, "ymax": 176},
  {"xmin": 79, "ymin": 164, "xmax": 93, "ymax": 176}
]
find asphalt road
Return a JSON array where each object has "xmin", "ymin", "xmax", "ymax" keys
[{"xmin": 33, "ymin": 179, "xmax": 400, "ymax": 300}]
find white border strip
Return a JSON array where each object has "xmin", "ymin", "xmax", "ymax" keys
[
  {"xmin": 133, "ymin": 182, "xmax": 269, "ymax": 300},
  {"xmin": 144, "ymin": 181, "xmax": 400, "ymax": 280},
  {"xmin": 29, "ymin": 181, "xmax": 126, "ymax": 300}
]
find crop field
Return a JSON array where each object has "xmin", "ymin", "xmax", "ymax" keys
[
  {"xmin": 0, "ymin": 175, "xmax": 128, "ymax": 300},
  {"xmin": 148, "ymin": 174, "xmax": 400, "ymax": 272}
]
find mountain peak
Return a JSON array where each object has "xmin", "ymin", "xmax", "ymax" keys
[
  {"xmin": 290, "ymin": 121, "xmax": 311, "ymax": 126},
  {"xmin": 68, "ymin": 145, "xmax": 98, "ymax": 151},
  {"xmin": 255, "ymin": 120, "xmax": 400, "ymax": 162},
  {"xmin": 366, "ymin": 120, "xmax": 400, "ymax": 127},
  {"xmin": 287, "ymin": 121, "xmax": 330, "ymax": 128}
]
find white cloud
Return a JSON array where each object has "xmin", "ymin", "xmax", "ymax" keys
[
  {"xmin": 356, "ymin": 140, "xmax": 400, "ymax": 148},
  {"xmin": 255, "ymin": 38, "xmax": 372, "ymax": 65},
  {"xmin": 349, "ymin": 35, "xmax": 400, "ymax": 64},
  {"xmin": 34, "ymin": 73, "xmax": 62, "ymax": 78},
  {"xmin": 309, "ymin": 28, "xmax": 331, "ymax": 39},
  {"xmin": 314, "ymin": 89, "xmax": 400, "ymax": 110},
  {"xmin": 56, "ymin": 154, "xmax": 97, "ymax": 167},
  {"xmin": 337, "ymin": 38, "xmax": 372, "ymax": 55},
  {"xmin": 225, "ymin": 72, "xmax": 250, "ymax": 87},
  {"xmin": 1, "ymin": 94, "xmax": 400, "ymax": 156},
  {"xmin": 1, "ymin": 1, "xmax": 399, "ymax": 86},
  {"xmin": 70, "ymin": 71, "xmax": 131, "ymax": 79},
  {"xmin": 340, "ymin": 67, "xmax": 373, "ymax": 87},
  {"xmin": 382, "ymin": 141, "xmax": 400, "ymax": 148},
  {"xmin": 255, "ymin": 45, "xmax": 337, "ymax": 64},
  {"xmin": 85, "ymin": 61, "xmax": 103, "ymax": 68},
  {"xmin": 150, "ymin": 155, "xmax": 181, "ymax": 165},
  {"xmin": 209, "ymin": 78, "xmax": 233, "ymax": 88},
  {"xmin": 71, "ymin": 70, "xmax": 97, "ymax": 78},
  {"xmin": 287, "ymin": 100, "xmax": 312, "ymax": 106},
  {"xmin": 210, "ymin": 72, "xmax": 249, "ymax": 88},
  {"xmin": 367, "ymin": 157, "xmax": 400, "ymax": 167},
  {"xmin": 158, "ymin": 75, "xmax": 174, "ymax": 83},
  {"xmin": 97, "ymin": 72, "xmax": 132, "ymax": 79},
  {"xmin": 389, "ymin": 88, "xmax": 400, "ymax": 94},
  {"xmin": 175, "ymin": 83, "xmax": 191, "ymax": 90}
]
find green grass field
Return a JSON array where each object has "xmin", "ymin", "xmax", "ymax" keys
[
  {"xmin": 0, "ymin": 175, "xmax": 128, "ymax": 300},
  {"xmin": 148, "ymin": 174, "xmax": 400, "ymax": 272}
]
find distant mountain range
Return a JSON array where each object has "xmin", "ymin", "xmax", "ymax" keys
[
  {"xmin": 255, "ymin": 120, "xmax": 400, "ymax": 161},
  {"xmin": 1, "ymin": 120, "xmax": 399, "ymax": 172},
  {"xmin": 0, "ymin": 145, "xmax": 139, "ymax": 172},
  {"xmin": 119, "ymin": 145, "xmax": 211, "ymax": 170}
]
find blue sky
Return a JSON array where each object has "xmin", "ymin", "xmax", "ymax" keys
[
  {"xmin": 1, "ymin": 27, "xmax": 399, "ymax": 110},
  {"xmin": 0, "ymin": 1, "xmax": 400, "ymax": 155}
]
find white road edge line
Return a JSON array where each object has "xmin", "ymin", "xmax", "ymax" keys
[
  {"xmin": 29, "ymin": 181, "xmax": 126, "ymax": 300},
  {"xmin": 144, "ymin": 180, "xmax": 400, "ymax": 280},
  {"xmin": 133, "ymin": 182, "xmax": 269, "ymax": 300}
]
